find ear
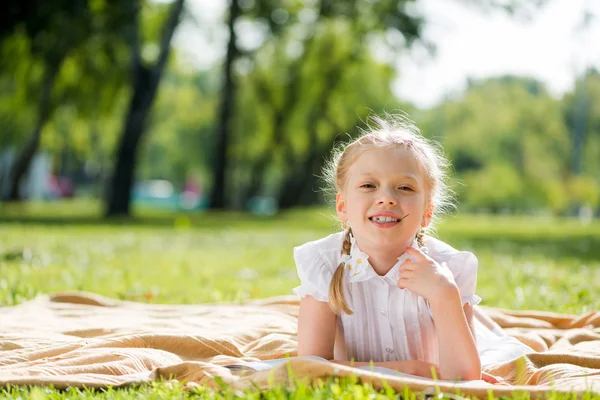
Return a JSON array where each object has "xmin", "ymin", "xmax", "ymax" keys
[
  {"xmin": 336, "ymin": 192, "xmax": 347, "ymax": 223},
  {"xmin": 421, "ymin": 202, "xmax": 434, "ymax": 227}
]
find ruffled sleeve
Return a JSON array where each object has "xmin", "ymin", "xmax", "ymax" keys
[
  {"xmin": 292, "ymin": 244, "xmax": 334, "ymax": 302},
  {"xmin": 445, "ymin": 251, "xmax": 482, "ymax": 307}
]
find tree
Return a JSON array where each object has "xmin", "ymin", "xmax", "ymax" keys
[
  {"xmin": 562, "ymin": 69, "xmax": 600, "ymax": 211},
  {"xmin": 1, "ymin": 2, "xmax": 87, "ymax": 200},
  {"xmin": 105, "ymin": 0, "xmax": 185, "ymax": 217},
  {"xmin": 420, "ymin": 76, "xmax": 572, "ymax": 213},
  {"xmin": 211, "ymin": 0, "xmax": 423, "ymax": 209},
  {"xmin": 0, "ymin": 0, "xmax": 131, "ymax": 201},
  {"xmin": 138, "ymin": 68, "xmax": 219, "ymax": 187},
  {"xmin": 564, "ymin": 69, "xmax": 600, "ymax": 174},
  {"xmin": 208, "ymin": 0, "xmax": 240, "ymax": 209}
]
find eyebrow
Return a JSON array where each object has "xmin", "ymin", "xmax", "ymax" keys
[{"xmin": 357, "ymin": 173, "xmax": 419, "ymax": 182}]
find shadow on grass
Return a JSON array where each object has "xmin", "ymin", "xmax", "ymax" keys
[
  {"xmin": 0, "ymin": 208, "xmax": 341, "ymax": 236},
  {"xmin": 452, "ymin": 234, "xmax": 600, "ymax": 262}
]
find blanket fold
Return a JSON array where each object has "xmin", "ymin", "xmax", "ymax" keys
[{"xmin": 1, "ymin": 292, "xmax": 598, "ymax": 397}]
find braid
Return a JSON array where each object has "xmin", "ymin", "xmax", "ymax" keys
[
  {"xmin": 342, "ymin": 227, "xmax": 352, "ymax": 255},
  {"xmin": 328, "ymin": 228, "xmax": 353, "ymax": 315},
  {"xmin": 416, "ymin": 227, "xmax": 425, "ymax": 248}
]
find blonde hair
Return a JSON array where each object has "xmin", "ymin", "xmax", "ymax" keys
[{"xmin": 323, "ymin": 114, "xmax": 454, "ymax": 315}]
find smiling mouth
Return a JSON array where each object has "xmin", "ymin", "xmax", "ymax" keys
[{"xmin": 368, "ymin": 214, "xmax": 410, "ymax": 223}]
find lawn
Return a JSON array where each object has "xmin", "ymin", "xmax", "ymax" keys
[{"xmin": 1, "ymin": 200, "xmax": 599, "ymax": 399}]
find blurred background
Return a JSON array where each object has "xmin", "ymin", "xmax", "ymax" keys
[
  {"xmin": 0, "ymin": 0, "xmax": 599, "ymax": 315},
  {"xmin": 0, "ymin": 0, "xmax": 599, "ymax": 219}
]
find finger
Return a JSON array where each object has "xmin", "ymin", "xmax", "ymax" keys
[
  {"xmin": 404, "ymin": 247, "xmax": 431, "ymax": 263},
  {"xmin": 399, "ymin": 270, "xmax": 415, "ymax": 279},
  {"xmin": 399, "ymin": 260, "xmax": 416, "ymax": 271},
  {"xmin": 397, "ymin": 277, "xmax": 411, "ymax": 289},
  {"xmin": 481, "ymin": 372, "xmax": 502, "ymax": 384}
]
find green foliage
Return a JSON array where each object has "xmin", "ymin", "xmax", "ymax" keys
[
  {"xmin": 563, "ymin": 69, "xmax": 600, "ymax": 176},
  {"xmin": 0, "ymin": 0, "xmax": 132, "ymax": 158},
  {"xmin": 0, "ymin": 33, "xmax": 39, "ymax": 147},
  {"xmin": 138, "ymin": 66, "xmax": 219, "ymax": 187},
  {"xmin": 228, "ymin": 11, "xmax": 409, "ymax": 206},
  {"xmin": 3, "ymin": 378, "xmax": 597, "ymax": 400},
  {"xmin": 2, "ymin": 0, "xmax": 599, "ymax": 215},
  {"xmin": 419, "ymin": 75, "xmax": 598, "ymax": 214},
  {"xmin": 461, "ymin": 163, "xmax": 524, "ymax": 212},
  {"xmin": 568, "ymin": 175, "xmax": 599, "ymax": 209}
]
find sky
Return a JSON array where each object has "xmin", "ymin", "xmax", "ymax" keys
[{"xmin": 175, "ymin": 0, "xmax": 600, "ymax": 108}]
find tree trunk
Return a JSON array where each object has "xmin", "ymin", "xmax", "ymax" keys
[
  {"xmin": 209, "ymin": 0, "xmax": 240, "ymax": 209},
  {"xmin": 571, "ymin": 77, "xmax": 588, "ymax": 176},
  {"xmin": 241, "ymin": 22, "xmax": 323, "ymax": 206},
  {"xmin": 278, "ymin": 40, "xmax": 363, "ymax": 209},
  {"xmin": 244, "ymin": 155, "xmax": 269, "ymax": 202},
  {"xmin": 278, "ymin": 147, "xmax": 320, "ymax": 209},
  {"xmin": 6, "ymin": 60, "xmax": 61, "ymax": 201},
  {"xmin": 105, "ymin": 0, "xmax": 184, "ymax": 217},
  {"xmin": 243, "ymin": 112, "xmax": 285, "ymax": 202}
]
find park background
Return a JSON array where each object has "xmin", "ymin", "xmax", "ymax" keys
[{"xmin": 0, "ymin": 0, "xmax": 599, "ymax": 398}]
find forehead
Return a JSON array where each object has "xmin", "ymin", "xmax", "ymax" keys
[{"xmin": 348, "ymin": 146, "xmax": 424, "ymax": 179}]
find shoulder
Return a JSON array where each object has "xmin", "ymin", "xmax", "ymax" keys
[
  {"xmin": 294, "ymin": 231, "xmax": 345, "ymax": 275},
  {"xmin": 293, "ymin": 232, "xmax": 345, "ymax": 301},
  {"xmin": 424, "ymin": 235, "xmax": 478, "ymax": 275},
  {"xmin": 423, "ymin": 235, "xmax": 459, "ymax": 260}
]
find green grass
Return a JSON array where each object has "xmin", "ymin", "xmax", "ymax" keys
[{"xmin": 0, "ymin": 200, "xmax": 599, "ymax": 399}]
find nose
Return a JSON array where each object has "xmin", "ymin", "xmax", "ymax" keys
[{"xmin": 376, "ymin": 187, "xmax": 397, "ymax": 206}]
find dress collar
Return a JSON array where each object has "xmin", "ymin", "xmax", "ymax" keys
[{"xmin": 343, "ymin": 233, "xmax": 424, "ymax": 285}]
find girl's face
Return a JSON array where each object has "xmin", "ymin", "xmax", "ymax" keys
[{"xmin": 336, "ymin": 145, "xmax": 432, "ymax": 252}]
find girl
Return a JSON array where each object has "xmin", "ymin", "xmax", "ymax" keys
[{"xmin": 293, "ymin": 115, "xmax": 532, "ymax": 382}]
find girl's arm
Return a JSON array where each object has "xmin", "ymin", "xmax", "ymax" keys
[
  {"xmin": 297, "ymin": 296, "xmax": 337, "ymax": 358},
  {"xmin": 464, "ymin": 303, "xmax": 477, "ymax": 344},
  {"xmin": 298, "ymin": 296, "xmax": 440, "ymax": 377},
  {"xmin": 430, "ymin": 286, "xmax": 481, "ymax": 381},
  {"xmin": 398, "ymin": 247, "xmax": 481, "ymax": 381}
]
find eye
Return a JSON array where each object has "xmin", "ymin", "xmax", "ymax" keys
[
  {"xmin": 360, "ymin": 183, "xmax": 375, "ymax": 189},
  {"xmin": 398, "ymin": 185, "xmax": 414, "ymax": 192}
]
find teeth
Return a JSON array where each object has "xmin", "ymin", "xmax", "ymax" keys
[{"xmin": 371, "ymin": 216, "xmax": 399, "ymax": 223}]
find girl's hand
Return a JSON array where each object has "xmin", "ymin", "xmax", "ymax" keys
[
  {"xmin": 397, "ymin": 247, "xmax": 457, "ymax": 302},
  {"xmin": 395, "ymin": 360, "xmax": 441, "ymax": 378},
  {"xmin": 482, "ymin": 371, "xmax": 504, "ymax": 384}
]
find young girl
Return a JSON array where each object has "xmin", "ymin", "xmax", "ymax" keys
[{"xmin": 293, "ymin": 115, "xmax": 532, "ymax": 382}]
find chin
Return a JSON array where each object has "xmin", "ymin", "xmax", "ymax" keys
[{"xmin": 373, "ymin": 234, "xmax": 406, "ymax": 248}]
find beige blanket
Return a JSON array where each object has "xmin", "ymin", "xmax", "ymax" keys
[{"xmin": 0, "ymin": 292, "xmax": 598, "ymax": 398}]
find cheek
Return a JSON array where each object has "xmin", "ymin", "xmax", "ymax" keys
[
  {"xmin": 355, "ymin": 195, "xmax": 372, "ymax": 209},
  {"xmin": 405, "ymin": 196, "xmax": 427, "ymax": 218},
  {"xmin": 346, "ymin": 194, "xmax": 369, "ymax": 214},
  {"xmin": 404, "ymin": 195, "xmax": 422, "ymax": 207}
]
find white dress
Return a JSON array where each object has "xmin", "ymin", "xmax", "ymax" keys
[{"xmin": 293, "ymin": 232, "xmax": 532, "ymax": 367}]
